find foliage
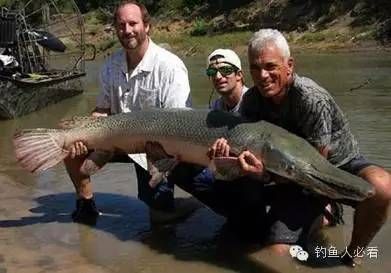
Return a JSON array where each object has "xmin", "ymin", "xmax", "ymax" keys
[
  {"xmin": 84, "ymin": 9, "xmax": 110, "ymax": 25},
  {"xmin": 99, "ymin": 37, "xmax": 117, "ymax": 51},
  {"xmin": 190, "ymin": 17, "xmax": 208, "ymax": 36},
  {"xmin": 0, "ymin": 0, "xmax": 12, "ymax": 7},
  {"xmin": 153, "ymin": 30, "xmax": 251, "ymax": 55},
  {"xmin": 183, "ymin": 0, "xmax": 206, "ymax": 9}
]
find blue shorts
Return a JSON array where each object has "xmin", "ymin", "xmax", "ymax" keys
[
  {"xmin": 265, "ymin": 154, "xmax": 376, "ymax": 243},
  {"xmin": 338, "ymin": 154, "xmax": 375, "ymax": 207},
  {"xmin": 339, "ymin": 154, "xmax": 374, "ymax": 175}
]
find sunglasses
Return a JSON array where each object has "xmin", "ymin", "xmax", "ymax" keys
[{"xmin": 206, "ymin": 66, "xmax": 238, "ymax": 77}]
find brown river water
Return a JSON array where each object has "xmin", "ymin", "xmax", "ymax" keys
[{"xmin": 0, "ymin": 51, "xmax": 390, "ymax": 273}]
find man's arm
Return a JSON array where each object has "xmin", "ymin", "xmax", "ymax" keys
[
  {"xmin": 95, "ymin": 62, "xmax": 113, "ymax": 112},
  {"xmin": 69, "ymin": 63, "xmax": 112, "ymax": 158},
  {"xmin": 301, "ymin": 99, "xmax": 333, "ymax": 160},
  {"xmin": 161, "ymin": 61, "xmax": 191, "ymax": 108},
  {"xmin": 68, "ymin": 108, "xmax": 110, "ymax": 158}
]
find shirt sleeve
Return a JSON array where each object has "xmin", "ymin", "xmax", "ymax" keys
[
  {"xmin": 238, "ymin": 88, "xmax": 262, "ymax": 122},
  {"xmin": 302, "ymin": 99, "xmax": 333, "ymax": 149},
  {"xmin": 95, "ymin": 63, "xmax": 111, "ymax": 109},
  {"xmin": 161, "ymin": 60, "xmax": 191, "ymax": 108}
]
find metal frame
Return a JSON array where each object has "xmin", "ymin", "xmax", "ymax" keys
[{"xmin": 0, "ymin": 0, "xmax": 87, "ymax": 87}]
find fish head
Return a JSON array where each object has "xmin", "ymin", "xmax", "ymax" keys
[
  {"xmin": 261, "ymin": 141, "xmax": 299, "ymax": 179},
  {"xmin": 261, "ymin": 141, "xmax": 375, "ymax": 201}
]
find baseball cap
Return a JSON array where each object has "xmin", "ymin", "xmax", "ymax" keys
[{"xmin": 207, "ymin": 48, "xmax": 242, "ymax": 70}]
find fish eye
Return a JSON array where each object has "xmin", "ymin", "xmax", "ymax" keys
[{"xmin": 285, "ymin": 164, "xmax": 295, "ymax": 175}]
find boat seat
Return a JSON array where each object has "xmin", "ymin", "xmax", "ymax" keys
[{"xmin": 0, "ymin": 15, "xmax": 17, "ymax": 48}]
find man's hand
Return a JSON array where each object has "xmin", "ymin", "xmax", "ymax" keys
[
  {"xmin": 238, "ymin": 150, "xmax": 265, "ymax": 175},
  {"xmin": 69, "ymin": 141, "xmax": 89, "ymax": 159},
  {"xmin": 67, "ymin": 108, "xmax": 109, "ymax": 158},
  {"xmin": 208, "ymin": 138, "xmax": 230, "ymax": 158},
  {"xmin": 208, "ymin": 139, "xmax": 265, "ymax": 176}
]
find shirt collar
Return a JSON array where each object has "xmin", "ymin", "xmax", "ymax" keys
[
  {"xmin": 137, "ymin": 38, "xmax": 156, "ymax": 73},
  {"xmin": 114, "ymin": 38, "xmax": 156, "ymax": 77},
  {"xmin": 222, "ymin": 85, "xmax": 248, "ymax": 112}
]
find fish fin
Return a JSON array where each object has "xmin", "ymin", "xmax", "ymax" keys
[
  {"xmin": 13, "ymin": 128, "xmax": 68, "ymax": 173},
  {"xmin": 214, "ymin": 157, "xmax": 243, "ymax": 180},
  {"xmin": 58, "ymin": 116, "xmax": 103, "ymax": 129},
  {"xmin": 145, "ymin": 141, "xmax": 178, "ymax": 188},
  {"xmin": 80, "ymin": 150, "xmax": 114, "ymax": 176}
]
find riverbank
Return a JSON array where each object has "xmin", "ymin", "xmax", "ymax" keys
[
  {"xmin": 82, "ymin": 0, "xmax": 391, "ymax": 57},
  {"xmin": 85, "ymin": 19, "xmax": 390, "ymax": 59}
]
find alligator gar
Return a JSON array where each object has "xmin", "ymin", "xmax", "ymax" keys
[{"xmin": 13, "ymin": 108, "xmax": 374, "ymax": 202}]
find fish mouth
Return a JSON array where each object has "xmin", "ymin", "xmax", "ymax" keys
[
  {"xmin": 262, "ymin": 145, "xmax": 375, "ymax": 202},
  {"xmin": 293, "ymin": 163, "xmax": 375, "ymax": 202},
  {"xmin": 305, "ymin": 172, "xmax": 374, "ymax": 201}
]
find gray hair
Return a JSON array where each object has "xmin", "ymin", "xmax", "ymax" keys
[{"xmin": 248, "ymin": 29, "xmax": 290, "ymax": 59}]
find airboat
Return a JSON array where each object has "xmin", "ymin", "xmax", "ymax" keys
[{"xmin": 0, "ymin": 0, "xmax": 93, "ymax": 119}]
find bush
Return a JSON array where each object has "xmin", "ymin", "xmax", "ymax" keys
[
  {"xmin": 0, "ymin": 0, "xmax": 12, "ymax": 7},
  {"xmin": 190, "ymin": 17, "xmax": 208, "ymax": 36}
]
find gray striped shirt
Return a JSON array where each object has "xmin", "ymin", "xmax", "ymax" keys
[{"xmin": 240, "ymin": 74, "xmax": 359, "ymax": 166}]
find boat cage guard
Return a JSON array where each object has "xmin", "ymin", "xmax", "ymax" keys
[
  {"xmin": 0, "ymin": 2, "xmax": 86, "ymax": 87},
  {"xmin": 0, "ymin": 14, "xmax": 17, "ymax": 47}
]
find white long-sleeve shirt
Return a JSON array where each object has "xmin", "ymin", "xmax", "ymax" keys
[{"xmin": 96, "ymin": 39, "xmax": 191, "ymax": 114}]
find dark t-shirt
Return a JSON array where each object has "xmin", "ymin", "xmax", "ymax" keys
[{"xmin": 239, "ymin": 74, "xmax": 360, "ymax": 166}]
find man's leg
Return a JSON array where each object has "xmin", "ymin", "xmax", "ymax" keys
[
  {"xmin": 135, "ymin": 163, "xmax": 175, "ymax": 210},
  {"xmin": 136, "ymin": 163, "xmax": 202, "ymax": 224},
  {"xmin": 262, "ymin": 184, "xmax": 327, "ymax": 256},
  {"xmin": 172, "ymin": 163, "xmax": 267, "ymax": 238},
  {"xmin": 64, "ymin": 156, "xmax": 100, "ymax": 224},
  {"xmin": 345, "ymin": 165, "xmax": 391, "ymax": 266}
]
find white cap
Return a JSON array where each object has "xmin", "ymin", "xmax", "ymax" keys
[{"xmin": 207, "ymin": 48, "xmax": 242, "ymax": 70}]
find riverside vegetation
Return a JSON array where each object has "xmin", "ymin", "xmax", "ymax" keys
[{"xmin": 2, "ymin": 0, "xmax": 390, "ymax": 55}]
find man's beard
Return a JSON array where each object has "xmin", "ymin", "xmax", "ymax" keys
[{"xmin": 120, "ymin": 32, "xmax": 147, "ymax": 50}]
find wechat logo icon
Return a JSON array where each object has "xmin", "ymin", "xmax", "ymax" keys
[{"xmin": 289, "ymin": 245, "xmax": 309, "ymax": 262}]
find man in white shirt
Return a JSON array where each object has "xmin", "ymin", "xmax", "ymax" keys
[{"xmin": 64, "ymin": 0, "xmax": 191, "ymax": 225}]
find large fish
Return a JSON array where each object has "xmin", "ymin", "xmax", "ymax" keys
[{"xmin": 13, "ymin": 108, "xmax": 374, "ymax": 202}]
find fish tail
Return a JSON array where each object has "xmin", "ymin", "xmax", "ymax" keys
[{"xmin": 13, "ymin": 128, "xmax": 69, "ymax": 173}]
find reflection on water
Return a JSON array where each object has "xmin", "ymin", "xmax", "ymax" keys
[{"xmin": 0, "ymin": 51, "xmax": 390, "ymax": 273}]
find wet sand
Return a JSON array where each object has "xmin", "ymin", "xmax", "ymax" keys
[{"xmin": 1, "ymin": 161, "xmax": 388, "ymax": 273}]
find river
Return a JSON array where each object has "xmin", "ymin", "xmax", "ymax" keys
[{"xmin": 0, "ymin": 50, "xmax": 390, "ymax": 273}]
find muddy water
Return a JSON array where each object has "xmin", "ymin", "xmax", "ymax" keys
[{"xmin": 0, "ymin": 51, "xmax": 390, "ymax": 273}]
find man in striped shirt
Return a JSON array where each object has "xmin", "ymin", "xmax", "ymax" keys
[{"xmin": 211, "ymin": 29, "xmax": 391, "ymax": 266}]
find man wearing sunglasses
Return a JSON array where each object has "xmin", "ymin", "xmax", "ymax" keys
[
  {"xmin": 206, "ymin": 49, "xmax": 248, "ymax": 113},
  {"xmin": 168, "ymin": 49, "xmax": 265, "ymax": 237}
]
